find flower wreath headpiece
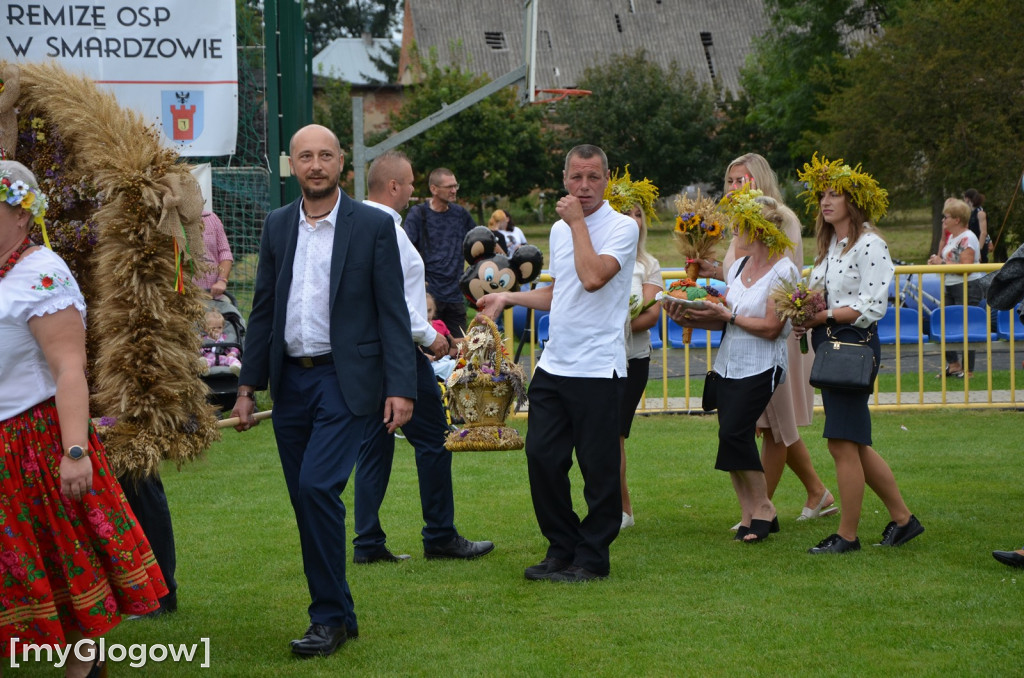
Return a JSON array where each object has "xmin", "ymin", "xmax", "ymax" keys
[
  {"xmin": 797, "ymin": 153, "xmax": 889, "ymax": 223},
  {"xmin": 0, "ymin": 168, "xmax": 49, "ymax": 228},
  {"xmin": 604, "ymin": 165, "xmax": 659, "ymax": 225},
  {"xmin": 718, "ymin": 186, "xmax": 795, "ymax": 258}
]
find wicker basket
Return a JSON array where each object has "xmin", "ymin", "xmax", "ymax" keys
[{"xmin": 444, "ymin": 314, "xmax": 525, "ymax": 451}]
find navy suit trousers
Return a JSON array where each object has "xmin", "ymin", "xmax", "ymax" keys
[
  {"xmin": 272, "ymin": 361, "xmax": 367, "ymax": 631},
  {"xmin": 354, "ymin": 349, "xmax": 457, "ymax": 555}
]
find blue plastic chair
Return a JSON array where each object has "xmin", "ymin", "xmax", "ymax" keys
[
  {"xmin": 665, "ymin": 318, "xmax": 722, "ymax": 349},
  {"xmin": 665, "ymin": 317, "xmax": 685, "ymax": 348},
  {"xmin": 928, "ymin": 305, "xmax": 995, "ymax": 343},
  {"xmin": 997, "ymin": 308, "xmax": 1024, "ymax": 341},
  {"xmin": 876, "ymin": 306, "xmax": 923, "ymax": 345},
  {"xmin": 649, "ymin": 313, "xmax": 663, "ymax": 349},
  {"xmin": 688, "ymin": 327, "xmax": 723, "ymax": 348},
  {"xmin": 536, "ymin": 313, "xmax": 550, "ymax": 346}
]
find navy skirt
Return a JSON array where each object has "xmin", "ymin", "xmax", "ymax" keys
[{"xmin": 811, "ymin": 322, "xmax": 880, "ymax": 446}]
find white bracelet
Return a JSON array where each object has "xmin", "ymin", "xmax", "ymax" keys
[{"xmin": 827, "ymin": 309, "xmax": 834, "ymax": 320}]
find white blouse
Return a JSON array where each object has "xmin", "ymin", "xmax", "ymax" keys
[
  {"xmin": 808, "ymin": 228, "xmax": 894, "ymax": 328},
  {"xmin": 0, "ymin": 247, "xmax": 87, "ymax": 421},
  {"xmin": 713, "ymin": 257, "xmax": 797, "ymax": 380},
  {"xmin": 940, "ymin": 229, "xmax": 985, "ymax": 285},
  {"xmin": 624, "ymin": 255, "xmax": 662, "ymax": 360}
]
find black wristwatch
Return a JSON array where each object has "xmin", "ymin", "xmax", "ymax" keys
[{"xmin": 66, "ymin": 444, "xmax": 88, "ymax": 461}]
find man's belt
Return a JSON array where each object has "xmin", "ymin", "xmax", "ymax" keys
[{"xmin": 285, "ymin": 354, "xmax": 333, "ymax": 368}]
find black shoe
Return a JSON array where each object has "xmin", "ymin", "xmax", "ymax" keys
[
  {"xmin": 353, "ymin": 548, "xmax": 412, "ymax": 564},
  {"xmin": 808, "ymin": 533, "xmax": 861, "ymax": 554},
  {"xmin": 875, "ymin": 515, "xmax": 924, "ymax": 547},
  {"xmin": 733, "ymin": 525, "xmax": 750, "ymax": 541},
  {"xmin": 290, "ymin": 623, "xmax": 347, "ymax": 658},
  {"xmin": 548, "ymin": 565, "xmax": 606, "ymax": 583},
  {"xmin": 743, "ymin": 518, "xmax": 773, "ymax": 543},
  {"xmin": 524, "ymin": 557, "xmax": 571, "ymax": 580},
  {"xmin": 424, "ymin": 535, "xmax": 494, "ymax": 560},
  {"xmin": 992, "ymin": 550, "xmax": 1024, "ymax": 569}
]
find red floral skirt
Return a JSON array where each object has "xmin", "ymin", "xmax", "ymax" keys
[{"xmin": 0, "ymin": 399, "xmax": 168, "ymax": 654}]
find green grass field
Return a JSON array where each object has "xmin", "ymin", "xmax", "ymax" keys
[{"xmin": 13, "ymin": 410, "xmax": 1022, "ymax": 676}]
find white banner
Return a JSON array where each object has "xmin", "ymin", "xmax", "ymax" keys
[{"xmin": 1, "ymin": 1, "xmax": 238, "ymax": 156}]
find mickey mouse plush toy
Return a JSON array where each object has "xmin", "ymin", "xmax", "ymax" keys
[{"xmin": 459, "ymin": 226, "xmax": 543, "ymax": 304}]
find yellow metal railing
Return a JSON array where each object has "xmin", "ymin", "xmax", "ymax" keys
[{"xmin": 504, "ymin": 263, "xmax": 1023, "ymax": 413}]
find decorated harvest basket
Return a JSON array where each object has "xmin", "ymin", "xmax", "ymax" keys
[{"xmin": 444, "ymin": 314, "xmax": 526, "ymax": 451}]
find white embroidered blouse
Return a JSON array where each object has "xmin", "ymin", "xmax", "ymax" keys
[{"xmin": 0, "ymin": 247, "xmax": 87, "ymax": 420}]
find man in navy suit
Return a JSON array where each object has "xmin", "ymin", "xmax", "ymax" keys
[{"xmin": 231, "ymin": 124, "xmax": 416, "ymax": 658}]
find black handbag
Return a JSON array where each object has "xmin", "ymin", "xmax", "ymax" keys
[
  {"xmin": 809, "ymin": 324, "xmax": 878, "ymax": 393},
  {"xmin": 702, "ymin": 371, "xmax": 721, "ymax": 411}
]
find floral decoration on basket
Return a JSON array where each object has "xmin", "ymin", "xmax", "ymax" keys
[{"xmin": 444, "ymin": 314, "xmax": 527, "ymax": 451}]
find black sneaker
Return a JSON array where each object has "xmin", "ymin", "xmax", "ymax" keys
[
  {"xmin": 524, "ymin": 557, "xmax": 571, "ymax": 580},
  {"xmin": 808, "ymin": 533, "xmax": 861, "ymax": 554},
  {"xmin": 875, "ymin": 515, "xmax": 924, "ymax": 547}
]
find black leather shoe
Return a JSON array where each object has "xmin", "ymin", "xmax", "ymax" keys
[
  {"xmin": 424, "ymin": 535, "xmax": 494, "ymax": 560},
  {"xmin": 808, "ymin": 533, "xmax": 861, "ymax": 554},
  {"xmin": 524, "ymin": 557, "xmax": 571, "ymax": 580},
  {"xmin": 290, "ymin": 623, "xmax": 347, "ymax": 657},
  {"xmin": 993, "ymin": 550, "xmax": 1024, "ymax": 569},
  {"xmin": 353, "ymin": 548, "xmax": 412, "ymax": 564},
  {"xmin": 875, "ymin": 514, "xmax": 924, "ymax": 547},
  {"xmin": 548, "ymin": 565, "xmax": 606, "ymax": 583}
]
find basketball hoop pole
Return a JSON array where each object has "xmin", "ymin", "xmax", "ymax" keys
[{"xmin": 525, "ymin": 0, "xmax": 539, "ymax": 103}]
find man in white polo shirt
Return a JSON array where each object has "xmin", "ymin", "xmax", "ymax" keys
[{"xmin": 477, "ymin": 144, "xmax": 638, "ymax": 582}]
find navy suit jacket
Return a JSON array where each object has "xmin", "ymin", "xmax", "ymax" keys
[{"xmin": 239, "ymin": 190, "xmax": 417, "ymax": 416}]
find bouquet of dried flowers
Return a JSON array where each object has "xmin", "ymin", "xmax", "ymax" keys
[
  {"xmin": 673, "ymin": 190, "xmax": 728, "ymax": 284},
  {"xmin": 770, "ymin": 274, "xmax": 826, "ymax": 353}
]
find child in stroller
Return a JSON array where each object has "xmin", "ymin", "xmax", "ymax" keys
[
  {"xmin": 201, "ymin": 309, "xmax": 241, "ymax": 375},
  {"xmin": 199, "ymin": 298, "xmax": 246, "ymax": 411}
]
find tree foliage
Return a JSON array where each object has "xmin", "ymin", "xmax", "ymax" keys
[
  {"xmin": 549, "ymin": 51, "xmax": 720, "ymax": 196},
  {"xmin": 741, "ymin": 0, "xmax": 904, "ymax": 174},
  {"xmin": 815, "ymin": 0, "xmax": 1024, "ymax": 253},
  {"xmin": 383, "ymin": 46, "xmax": 559, "ymax": 220},
  {"xmin": 304, "ymin": 0, "xmax": 401, "ymax": 55}
]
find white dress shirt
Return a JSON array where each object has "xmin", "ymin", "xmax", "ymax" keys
[
  {"xmin": 284, "ymin": 196, "xmax": 340, "ymax": 357},
  {"xmin": 363, "ymin": 199, "xmax": 438, "ymax": 347}
]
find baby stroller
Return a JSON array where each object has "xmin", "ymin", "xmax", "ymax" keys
[{"xmin": 200, "ymin": 294, "xmax": 246, "ymax": 412}]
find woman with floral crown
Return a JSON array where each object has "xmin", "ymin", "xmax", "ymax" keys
[
  {"xmin": 706, "ymin": 152, "xmax": 838, "ymax": 529},
  {"xmin": 0, "ymin": 160, "xmax": 167, "ymax": 677},
  {"xmin": 669, "ymin": 187, "xmax": 798, "ymax": 543},
  {"xmin": 793, "ymin": 154, "xmax": 924, "ymax": 554},
  {"xmin": 604, "ymin": 167, "xmax": 661, "ymax": 529}
]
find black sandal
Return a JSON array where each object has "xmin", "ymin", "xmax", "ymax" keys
[
  {"xmin": 743, "ymin": 519, "xmax": 772, "ymax": 543},
  {"xmin": 733, "ymin": 525, "xmax": 750, "ymax": 541}
]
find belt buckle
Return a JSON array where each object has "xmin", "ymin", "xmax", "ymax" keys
[{"xmin": 299, "ymin": 356, "xmax": 315, "ymax": 368}]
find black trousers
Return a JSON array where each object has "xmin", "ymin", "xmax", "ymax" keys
[
  {"xmin": 525, "ymin": 368, "xmax": 623, "ymax": 576},
  {"xmin": 118, "ymin": 473, "xmax": 177, "ymax": 611}
]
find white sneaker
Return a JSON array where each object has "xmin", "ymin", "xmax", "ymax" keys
[{"xmin": 621, "ymin": 512, "xmax": 634, "ymax": 529}]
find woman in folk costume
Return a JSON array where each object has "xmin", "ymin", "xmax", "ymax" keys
[{"xmin": 0, "ymin": 160, "xmax": 167, "ymax": 677}]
